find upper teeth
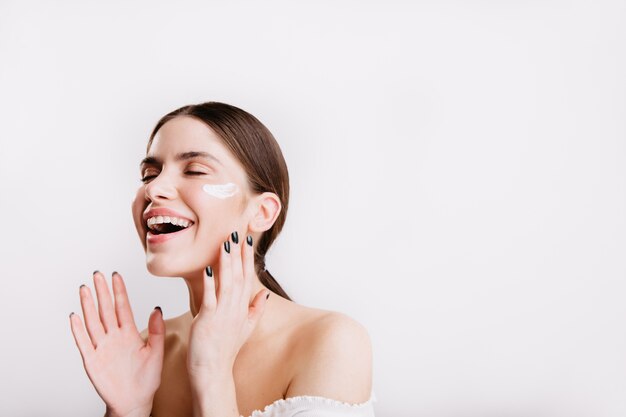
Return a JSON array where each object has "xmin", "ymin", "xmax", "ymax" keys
[{"xmin": 147, "ymin": 216, "xmax": 192, "ymax": 228}]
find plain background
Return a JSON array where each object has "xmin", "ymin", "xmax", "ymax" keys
[{"xmin": 1, "ymin": 1, "xmax": 625, "ymax": 416}]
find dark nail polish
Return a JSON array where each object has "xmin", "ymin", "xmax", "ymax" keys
[
  {"xmin": 112, "ymin": 271, "xmax": 118, "ymax": 276},
  {"xmin": 79, "ymin": 284, "xmax": 86, "ymax": 290},
  {"xmin": 247, "ymin": 235, "xmax": 253, "ymax": 246},
  {"xmin": 266, "ymin": 292, "xmax": 270, "ymax": 300},
  {"xmin": 92, "ymin": 270, "xmax": 99, "ymax": 276},
  {"xmin": 206, "ymin": 266, "xmax": 213, "ymax": 277},
  {"xmin": 224, "ymin": 241, "xmax": 231, "ymax": 253},
  {"xmin": 69, "ymin": 312, "xmax": 74, "ymax": 318},
  {"xmin": 155, "ymin": 306, "xmax": 162, "ymax": 314},
  {"xmin": 231, "ymin": 231, "xmax": 239, "ymax": 244}
]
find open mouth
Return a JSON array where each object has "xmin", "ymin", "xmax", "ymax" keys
[{"xmin": 146, "ymin": 216, "xmax": 194, "ymax": 235}]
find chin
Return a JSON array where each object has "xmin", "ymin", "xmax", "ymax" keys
[
  {"xmin": 146, "ymin": 255, "xmax": 183, "ymax": 277},
  {"xmin": 145, "ymin": 253, "xmax": 205, "ymax": 278}
]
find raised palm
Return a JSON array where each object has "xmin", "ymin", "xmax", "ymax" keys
[{"xmin": 69, "ymin": 271, "xmax": 165, "ymax": 417}]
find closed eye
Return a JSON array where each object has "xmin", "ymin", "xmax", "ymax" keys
[{"xmin": 140, "ymin": 171, "xmax": 207, "ymax": 183}]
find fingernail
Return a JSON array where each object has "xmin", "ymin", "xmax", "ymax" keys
[
  {"xmin": 112, "ymin": 271, "xmax": 118, "ymax": 276},
  {"xmin": 224, "ymin": 241, "xmax": 230, "ymax": 253},
  {"xmin": 69, "ymin": 312, "xmax": 74, "ymax": 318},
  {"xmin": 79, "ymin": 284, "xmax": 86, "ymax": 290},
  {"xmin": 206, "ymin": 266, "xmax": 213, "ymax": 277},
  {"xmin": 247, "ymin": 235, "xmax": 253, "ymax": 246},
  {"xmin": 92, "ymin": 270, "xmax": 99, "ymax": 276},
  {"xmin": 266, "ymin": 292, "xmax": 270, "ymax": 300},
  {"xmin": 155, "ymin": 306, "xmax": 162, "ymax": 314},
  {"xmin": 231, "ymin": 231, "xmax": 239, "ymax": 244}
]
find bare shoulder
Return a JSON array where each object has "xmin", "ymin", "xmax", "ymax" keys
[{"xmin": 285, "ymin": 307, "xmax": 373, "ymax": 403}]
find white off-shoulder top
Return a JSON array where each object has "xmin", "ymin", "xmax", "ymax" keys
[{"xmin": 242, "ymin": 393, "xmax": 377, "ymax": 417}]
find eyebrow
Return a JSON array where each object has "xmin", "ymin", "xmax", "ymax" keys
[{"xmin": 140, "ymin": 151, "xmax": 223, "ymax": 168}]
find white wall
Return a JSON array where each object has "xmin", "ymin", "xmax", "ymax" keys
[{"xmin": 1, "ymin": 1, "xmax": 624, "ymax": 416}]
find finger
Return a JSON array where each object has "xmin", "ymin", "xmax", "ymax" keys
[
  {"xmin": 79, "ymin": 282, "xmax": 105, "ymax": 347},
  {"xmin": 242, "ymin": 234, "xmax": 255, "ymax": 289},
  {"xmin": 248, "ymin": 289, "xmax": 271, "ymax": 325},
  {"xmin": 146, "ymin": 307, "xmax": 165, "ymax": 359},
  {"xmin": 229, "ymin": 231, "xmax": 248, "ymax": 316},
  {"xmin": 217, "ymin": 238, "xmax": 233, "ymax": 306},
  {"xmin": 93, "ymin": 271, "xmax": 117, "ymax": 333},
  {"xmin": 112, "ymin": 272, "xmax": 138, "ymax": 332},
  {"xmin": 229, "ymin": 231, "xmax": 245, "ymax": 287},
  {"xmin": 202, "ymin": 266, "xmax": 217, "ymax": 311},
  {"xmin": 69, "ymin": 312, "xmax": 95, "ymax": 362}
]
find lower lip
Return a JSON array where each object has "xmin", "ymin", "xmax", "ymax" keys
[{"xmin": 146, "ymin": 225, "xmax": 193, "ymax": 245}]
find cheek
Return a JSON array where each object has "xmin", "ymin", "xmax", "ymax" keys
[
  {"xmin": 192, "ymin": 182, "xmax": 241, "ymax": 232},
  {"xmin": 201, "ymin": 182, "xmax": 239, "ymax": 199},
  {"xmin": 131, "ymin": 187, "xmax": 148, "ymax": 249},
  {"xmin": 131, "ymin": 187, "xmax": 146, "ymax": 228}
]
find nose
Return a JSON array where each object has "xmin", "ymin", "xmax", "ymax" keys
[{"xmin": 144, "ymin": 172, "xmax": 178, "ymax": 202}]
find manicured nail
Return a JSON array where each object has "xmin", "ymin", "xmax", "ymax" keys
[
  {"xmin": 112, "ymin": 271, "xmax": 118, "ymax": 276},
  {"xmin": 69, "ymin": 312, "xmax": 74, "ymax": 318},
  {"xmin": 155, "ymin": 306, "xmax": 162, "ymax": 314},
  {"xmin": 266, "ymin": 292, "xmax": 270, "ymax": 300},
  {"xmin": 224, "ymin": 241, "xmax": 230, "ymax": 253},
  {"xmin": 231, "ymin": 231, "xmax": 239, "ymax": 244},
  {"xmin": 79, "ymin": 284, "xmax": 86, "ymax": 290},
  {"xmin": 92, "ymin": 270, "xmax": 99, "ymax": 276},
  {"xmin": 247, "ymin": 235, "xmax": 253, "ymax": 246},
  {"xmin": 206, "ymin": 266, "xmax": 213, "ymax": 277}
]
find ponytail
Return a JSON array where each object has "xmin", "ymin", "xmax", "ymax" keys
[{"xmin": 255, "ymin": 257, "xmax": 291, "ymax": 301}]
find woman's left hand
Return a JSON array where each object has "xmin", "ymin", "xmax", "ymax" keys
[{"xmin": 187, "ymin": 231, "xmax": 270, "ymax": 382}]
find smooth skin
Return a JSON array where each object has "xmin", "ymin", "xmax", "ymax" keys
[
  {"xmin": 70, "ymin": 273, "xmax": 164, "ymax": 417},
  {"xmin": 69, "ymin": 115, "xmax": 373, "ymax": 417}
]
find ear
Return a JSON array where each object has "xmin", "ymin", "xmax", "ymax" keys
[{"xmin": 248, "ymin": 192, "xmax": 282, "ymax": 233}]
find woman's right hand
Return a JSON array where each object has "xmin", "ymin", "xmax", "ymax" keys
[{"xmin": 69, "ymin": 271, "xmax": 165, "ymax": 417}]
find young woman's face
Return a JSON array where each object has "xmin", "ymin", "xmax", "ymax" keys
[{"xmin": 132, "ymin": 115, "xmax": 253, "ymax": 277}]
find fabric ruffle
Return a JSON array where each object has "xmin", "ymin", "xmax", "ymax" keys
[{"xmin": 242, "ymin": 392, "xmax": 377, "ymax": 417}]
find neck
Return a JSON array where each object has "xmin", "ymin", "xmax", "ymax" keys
[{"xmin": 182, "ymin": 269, "xmax": 272, "ymax": 340}]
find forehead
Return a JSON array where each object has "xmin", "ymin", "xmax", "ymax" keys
[{"xmin": 149, "ymin": 116, "xmax": 228, "ymax": 158}]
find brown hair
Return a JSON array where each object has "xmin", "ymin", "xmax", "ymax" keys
[{"xmin": 147, "ymin": 102, "xmax": 292, "ymax": 301}]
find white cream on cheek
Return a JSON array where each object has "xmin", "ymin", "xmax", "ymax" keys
[{"xmin": 202, "ymin": 182, "xmax": 239, "ymax": 199}]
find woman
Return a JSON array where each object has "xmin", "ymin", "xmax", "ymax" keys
[{"xmin": 69, "ymin": 102, "xmax": 375, "ymax": 417}]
